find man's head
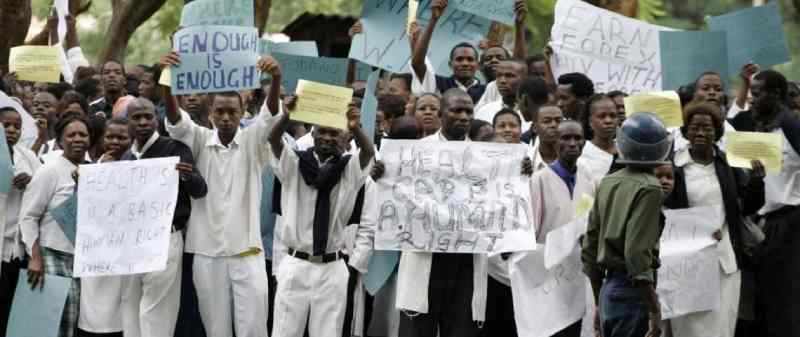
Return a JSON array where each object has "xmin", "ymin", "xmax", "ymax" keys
[
  {"xmin": 0, "ymin": 107, "xmax": 22, "ymax": 146},
  {"xmin": 449, "ymin": 43, "xmax": 480, "ymax": 83},
  {"xmin": 495, "ymin": 59, "xmax": 528, "ymax": 101},
  {"xmin": 58, "ymin": 91, "xmax": 89, "ymax": 119},
  {"xmin": 469, "ymin": 119, "xmax": 495, "ymax": 142},
  {"xmin": 440, "ymin": 88, "xmax": 474, "ymax": 140},
  {"xmin": 138, "ymin": 65, "xmax": 162, "ymax": 103},
  {"xmin": 518, "ymin": 77, "xmax": 551, "ymax": 123},
  {"xmin": 607, "ymin": 90, "xmax": 628, "ymax": 126},
  {"xmin": 210, "ymin": 91, "xmax": 244, "ymax": 141},
  {"xmin": 126, "ymin": 97, "xmax": 158, "ymax": 145},
  {"xmin": 389, "ymin": 115, "xmax": 420, "ymax": 140},
  {"xmin": 557, "ymin": 73, "xmax": 595, "ymax": 119},
  {"xmin": 101, "ymin": 60, "xmax": 126, "ymax": 95},
  {"xmin": 535, "ymin": 104, "xmax": 563, "ymax": 144},
  {"xmin": 312, "ymin": 126, "xmax": 346, "ymax": 160},
  {"xmin": 526, "ymin": 54, "xmax": 548, "ymax": 78},
  {"xmin": 388, "ymin": 74, "xmax": 412, "ymax": 101},
  {"xmin": 752, "ymin": 70, "xmax": 789, "ymax": 117},
  {"xmin": 179, "ymin": 93, "xmax": 210, "ymax": 126},
  {"xmin": 377, "ymin": 94, "xmax": 407, "ymax": 129},
  {"xmin": 557, "ymin": 120, "xmax": 585, "ymax": 168},
  {"xmin": 32, "ymin": 91, "xmax": 58, "ymax": 126},
  {"xmin": 480, "ymin": 46, "xmax": 509, "ymax": 82}
]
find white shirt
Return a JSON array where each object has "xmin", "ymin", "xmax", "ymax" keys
[
  {"xmin": 271, "ymin": 143, "xmax": 370, "ymax": 256},
  {"xmin": 528, "ymin": 137, "xmax": 553, "ymax": 173},
  {"xmin": 474, "ymin": 100, "xmax": 531, "ymax": 134},
  {"xmin": 165, "ymin": 107, "xmax": 279, "ymax": 257},
  {"xmin": 577, "ymin": 141, "xmax": 615, "ymax": 183},
  {"xmin": 409, "ymin": 58, "xmax": 480, "ymax": 96},
  {"xmin": 760, "ymin": 129, "xmax": 800, "ymax": 214},
  {"xmin": 19, "ymin": 155, "xmax": 77, "ymax": 254},
  {"xmin": 130, "ymin": 131, "xmax": 159, "ymax": 159},
  {"xmin": 530, "ymin": 163, "xmax": 598, "ymax": 243},
  {"xmin": 474, "ymin": 81, "xmax": 500, "ymax": 113},
  {"xmin": 674, "ymin": 149, "xmax": 737, "ymax": 274},
  {"xmin": 3, "ymin": 145, "xmax": 41, "ymax": 262}
]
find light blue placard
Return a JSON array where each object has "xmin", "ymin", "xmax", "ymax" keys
[
  {"xmin": 659, "ymin": 31, "xmax": 729, "ymax": 90},
  {"xmin": 349, "ymin": 0, "xmax": 491, "ymax": 75},
  {"xmin": 360, "ymin": 70, "xmax": 381, "ymax": 142},
  {"xmin": 0, "ymin": 126, "xmax": 12, "ymax": 194},
  {"xmin": 355, "ymin": 62, "xmax": 374, "ymax": 82},
  {"xmin": 364, "ymin": 251, "xmax": 400, "ymax": 295},
  {"xmin": 260, "ymin": 169, "xmax": 276, "ymax": 260},
  {"xmin": 260, "ymin": 40, "xmax": 319, "ymax": 57},
  {"xmin": 6, "ymin": 271, "xmax": 72, "ymax": 337},
  {"xmin": 270, "ymin": 53, "xmax": 349, "ymax": 93},
  {"xmin": 180, "ymin": 0, "xmax": 254, "ymax": 27},
  {"xmin": 172, "ymin": 25, "xmax": 261, "ymax": 95},
  {"xmin": 51, "ymin": 193, "xmax": 77, "ymax": 244},
  {"xmin": 452, "ymin": 0, "xmax": 515, "ymax": 25},
  {"xmin": 708, "ymin": 2, "xmax": 790, "ymax": 74}
]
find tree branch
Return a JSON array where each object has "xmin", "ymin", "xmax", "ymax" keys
[
  {"xmin": 97, "ymin": 0, "xmax": 166, "ymax": 63},
  {"xmin": 0, "ymin": 0, "xmax": 32, "ymax": 73}
]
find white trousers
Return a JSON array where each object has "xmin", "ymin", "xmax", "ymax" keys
[
  {"xmin": 272, "ymin": 256, "xmax": 350, "ymax": 337},
  {"xmin": 193, "ymin": 252, "xmax": 269, "ymax": 337},
  {"xmin": 122, "ymin": 232, "xmax": 183, "ymax": 337},
  {"xmin": 668, "ymin": 268, "xmax": 742, "ymax": 337}
]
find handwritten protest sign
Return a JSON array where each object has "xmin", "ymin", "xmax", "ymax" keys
[
  {"xmin": 51, "ymin": 194, "xmax": 78, "ymax": 244},
  {"xmin": 350, "ymin": 0, "xmax": 491, "ymax": 75},
  {"xmin": 180, "ymin": 0, "xmax": 254, "ymax": 27},
  {"xmin": 657, "ymin": 206, "xmax": 723, "ymax": 319},
  {"xmin": 360, "ymin": 70, "xmax": 381, "ymax": 143},
  {"xmin": 9, "ymin": 46, "xmax": 62, "ymax": 83},
  {"xmin": 375, "ymin": 139, "xmax": 535, "ymax": 253},
  {"xmin": 0, "ymin": 127, "xmax": 11, "ymax": 194},
  {"xmin": 709, "ymin": 2, "xmax": 790, "ymax": 74},
  {"xmin": 7, "ymin": 272, "xmax": 71, "ymax": 337},
  {"xmin": 624, "ymin": 91, "xmax": 683, "ymax": 128},
  {"xmin": 510, "ymin": 250, "xmax": 588, "ymax": 337},
  {"xmin": 74, "ymin": 157, "xmax": 179, "ymax": 277},
  {"xmin": 260, "ymin": 40, "xmax": 319, "ymax": 57},
  {"xmin": 292, "ymin": 80, "xmax": 353, "ymax": 130},
  {"xmin": 0, "ymin": 91, "xmax": 37, "ymax": 148},
  {"xmin": 726, "ymin": 131, "xmax": 784, "ymax": 174},
  {"xmin": 544, "ymin": 216, "xmax": 586, "ymax": 269},
  {"xmin": 660, "ymin": 31, "xmax": 729, "ymax": 90},
  {"xmin": 270, "ymin": 53, "xmax": 348, "ymax": 93},
  {"xmin": 452, "ymin": 0, "xmax": 515, "ymax": 25},
  {"xmin": 550, "ymin": 0, "xmax": 672, "ymax": 94},
  {"xmin": 171, "ymin": 25, "xmax": 260, "ymax": 95}
]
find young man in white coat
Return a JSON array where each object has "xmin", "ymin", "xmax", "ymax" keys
[
  {"xmin": 159, "ymin": 53, "xmax": 282, "ymax": 337},
  {"xmin": 268, "ymin": 96, "xmax": 375, "ymax": 337}
]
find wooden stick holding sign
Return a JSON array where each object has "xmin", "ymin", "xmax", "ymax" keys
[{"xmin": 292, "ymin": 80, "xmax": 353, "ymax": 130}]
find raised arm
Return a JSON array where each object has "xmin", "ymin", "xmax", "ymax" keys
[
  {"xmin": 269, "ymin": 101, "xmax": 292, "ymax": 160},
  {"xmin": 348, "ymin": 104, "xmax": 375, "ymax": 169},
  {"xmin": 512, "ymin": 0, "xmax": 528, "ymax": 59},
  {"xmin": 347, "ymin": 21, "xmax": 364, "ymax": 87},
  {"xmin": 160, "ymin": 52, "xmax": 182, "ymax": 124},
  {"xmin": 411, "ymin": 0, "xmax": 447, "ymax": 81},
  {"xmin": 736, "ymin": 63, "xmax": 759, "ymax": 110},
  {"xmin": 258, "ymin": 56, "xmax": 282, "ymax": 116}
]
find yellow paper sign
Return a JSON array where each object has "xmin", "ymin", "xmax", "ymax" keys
[
  {"xmin": 407, "ymin": 0, "xmax": 419, "ymax": 34},
  {"xmin": 726, "ymin": 131, "xmax": 783, "ymax": 174},
  {"xmin": 159, "ymin": 67, "xmax": 171, "ymax": 87},
  {"xmin": 292, "ymin": 80, "xmax": 353, "ymax": 130},
  {"xmin": 575, "ymin": 194, "xmax": 595, "ymax": 218},
  {"xmin": 624, "ymin": 91, "xmax": 683, "ymax": 128},
  {"xmin": 9, "ymin": 46, "xmax": 61, "ymax": 83}
]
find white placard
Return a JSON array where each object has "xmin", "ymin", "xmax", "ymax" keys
[
  {"xmin": 74, "ymin": 157, "xmax": 180, "ymax": 277},
  {"xmin": 550, "ymin": 0, "xmax": 673, "ymax": 94},
  {"xmin": 375, "ymin": 139, "xmax": 536, "ymax": 253},
  {"xmin": 544, "ymin": 216, "xmax": 587, "ymax": 269}
]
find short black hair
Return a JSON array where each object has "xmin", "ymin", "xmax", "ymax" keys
[
  {"xmin": 141, "ymin": 64, "xmax": 163, "ymax": 84},
  {"xmin": 754, "ymin": 69, "xmax": 789, "ymax": 102},
  {"xmin": 449, "ymin": 42, "xmax": 479, "ymax": 61},
  {"xmin": 55, "ymin": 114, "xmax": 91, "ymax": 144},
  {"xmin": 0, "ymin": 106, "xmax": 19, "ymax": 119},
  {"xmin": 558, "ymin": 73, "xmax": 595, "ymax": 99},
  {"xmin": 377, "ymin": 94, "xmax": 406, "ymax": 120},
  {"xmin": 519, "ymin": 77, "xmax": 550, "ymax": 105},
  {"xmin": 353, "ymin": 88, "xmax": 366, "ymax": 100},
  {"xmin": 526, "ymin": 54, "xmax": 546, "ymax": 65},
  {"xmin": 105, "ymin": 117, "xmax": 129, "ymax": 129},
  {"xmin": 59, "ymin": 91, "xmax": 90, "ymax": 116},
  {"xmin": 468, "ymin": 119, "xmax": 493, "ymax": 141},
  {"xmin": 607, "ymin": 90, "xmax": 628, "ymax": 99},
  {"xmin": 46, "ymin": 82, "xmax": 74, "ymax": 101},
  {"xmin": 440, "ymin": 88, "xmax": 472, "ymax": 116},
  {"xmin": 75, "ymin": 78, "xmax": 101, "ymax": 100},
  {"xmin": 210, "ymin": 91, "xmax": 244, "ymax": 109},
  {"xmin": 492, "ymin": 108, "xmax": 521, "ymax": 127},
  {"xmin": 389, "ymin": 73, "xmax": 412, "ymax": 92},
  {"xmin": 101, "ymin": 59, "xmax": 127, "ymax": 76}
]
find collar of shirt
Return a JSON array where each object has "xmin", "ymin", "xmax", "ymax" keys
[
  {"xmin": 451, "ymin": 77, "xmax": 480, "ymax": 91},
  {"xmin": 674, "ymin": 147, "xmax": 716, "ymax": 168},
  {"xmin": 433, "ymin": 129, "xmax": 471, "ymax": 142},
  {"xmin": 550, "ymin": 160, "xmax": 577, "ymax": 195},
  {"xmin": 131, "ymin": 131, "xmax": 160, "ymax": 159},
  {"xmin": 205, "ymin": 128, "xmax": 243, "ymax": 149}
]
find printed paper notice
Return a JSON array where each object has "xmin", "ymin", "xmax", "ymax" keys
[
  {"xmin": 292, "ymin": 80, "xmax": 353, "ymax": 130},
  {"xmin": 624, "ymin": 91, "xmax": 683, "ymax": 128},
  {"xmin": 726, "ymin": 131, "xmax": 783, "ymax": 174},
  {"xmin": 10, "ymin": 46, "xmax": 61, "ymax": 83}
]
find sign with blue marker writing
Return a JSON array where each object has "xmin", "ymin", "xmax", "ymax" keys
[
  {"xmin": 708, "ymin": 2, "xmax": 790, "ymax": 74},
  {"xmin": 260, "ymin": 40, "xmax": 319, "ymax": 57},
  {"xmin": 180, "ymin": 0, "xmax": 254, "ymax": 27},
  {"xmin": 452, "ymin": 0, "xmax": 516, "ymax": 26},
  {"xmin": 270, "ymin": 53, "xmax": 349, "ymax": 93},
  {"xmin": 349, "ymin": 0, "xmax": 491, "ymax": 75},
  {"xmin": 74, "ymin": 157, "xmax": 180, "ymax": 277},
  {"xmin": 6, "ymin": 272, "xmax": 71, "ymax": 337},
  {"xmin": 171, "ymin": 25, "xmax": 260, "ymax": 95},
  {"xmin": 659, "ymin": 31, "xmax": 728, "ymax": 90}
]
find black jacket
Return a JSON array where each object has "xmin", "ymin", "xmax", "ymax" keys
[
  {"xmin": 122, "ymin": 136, "xmax": 208, "ymax": 230},
  {"xmin": 664, "ymin": 150, "xmax": 765, "ymax": 268}
]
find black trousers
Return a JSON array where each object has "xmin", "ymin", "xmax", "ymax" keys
[
  {"xmin": 0, "ymin": 260, "xmax": 22, "ymax": 337},
  {"xmin": 173, "ymin": 253, "xmax": 206, "ymax": 337},
  {"xmin": 398, "ymin": 253, "xmax": 480, "ymax": 337},
  {"xmin": 756, "ymin": 205, "xmax": 800, "ymax": 337},
  {"xmin": 480, "ymin": 276, "xmax": 517, "ymax": 337}
]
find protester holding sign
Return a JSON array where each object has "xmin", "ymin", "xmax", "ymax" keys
[
  {"xmin": 19, "ymin": 115, "xmax": 93, "ymax": 337},
  {"xmin": 119, "ymin": 97, "xmax": 208, "ymax": 337},
  {"xmin": 662, "ymin": 102, "xmax": 765, "ymax": 337},
  {"xmin": 729, "ymin": 70, "xmax": 800, "ymax": 337},
  {"xmin": 0, "ymin": 106, "xmax": 41, "ymax": 337},
  {"xmin": 160, "ymin": 53, "xmax": 281, "ymax": 337}
]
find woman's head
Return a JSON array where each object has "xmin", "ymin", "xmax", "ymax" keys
[
  {"xmin": 469, "ymin": 119, "xmax": 495, "ymax": 142},
  {"xmin": 583, "ymin": 94, "xmax": 617, "ymax": 142},
  {"xmin": 55, "ymin": 115, "xmax": 92, "ymax": 163},
  {"xmin": 682, "ymin": 102, "xmax": 724, "ymax": 148},
  {"xmin": 492, "ymin": 108, "xmax": 522, "ymax": 143},
  {"xmin": 0, "ymin": 107, "xmax": 22, "ymax": 146},
  {"xmin": 693, "ymin": 72, "xmax": 724, "ymax": 106},
  {"xmin": 58, "ymin": 91, "xmax": 90, "ymax": 119},
  {"xmin": 102, "ymin": 118, "xmax": 132, "ymax": 159},
  {"xmin": 414, "ymin": 93, "xmax": 441, "ymax": 135}
]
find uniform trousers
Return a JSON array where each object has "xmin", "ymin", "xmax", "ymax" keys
[
  {"xmin": 122, "ymin": 232, "xmax": 183, "ymax": 337},
  {"xmin": 600, "ymin": 272, "xmax": 649, "ymax": 337},
  {"xmin": 193, "ymin": 252, "xmax": 269, "ymax": 337},
  {"xmin": 757, "ymin": 205, "xmax": 800, "ymax": 337},
  {"xmin": 272, "ymin": 256, "xmax": 350, "ymax": 337},
  {"xmin": 398, "ymin": 253, "xmax": 480, "ymax": 337},
  {"xmin": 480, "ymin": 276, "xmax": 517, "ymax": 337}
]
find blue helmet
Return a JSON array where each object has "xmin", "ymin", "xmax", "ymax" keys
[{"xmin": 616, "ymin": 112, "xmax": 671, "ymax": 166}]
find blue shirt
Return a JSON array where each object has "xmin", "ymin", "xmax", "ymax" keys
[{"xmin": 550, "ymin": 160, "xmax": 576, "ymax": 198}]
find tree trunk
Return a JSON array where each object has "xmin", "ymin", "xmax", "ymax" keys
[
  {"xmin": 588, "ymin": 0, "xmax": 638, "ymax": 17},
  {"xmin": 0, "ymin": 0, "xmax": 32, "ymax": 73},
  {"xmin": 97, "ymin": 0, "xmax": 166, "ymax": 63},
  {"xmin": 254, "ymin": 0, "xmax": 272, "ymax": 36}
]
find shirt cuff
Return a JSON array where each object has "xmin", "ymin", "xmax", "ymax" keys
[
  {"xmin": 164, "ymin": 109, "xmax": 192, "ymax": 136},
  {"xmin": 410, "ymin": 58, "xmax": 437, "ymax": 95}
]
